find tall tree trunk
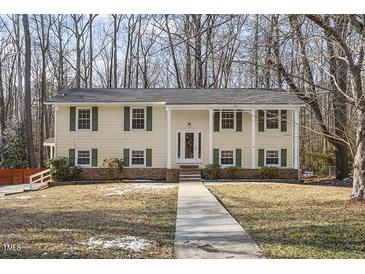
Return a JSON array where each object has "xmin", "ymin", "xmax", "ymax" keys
[
  {"xmin": 165, "ymin": 15, "xmax": 181, "ymax": 88},
  {"xmin": 352, "ymin": 108, "xmax": 365, "ymax": 198},
  {"xmin": 192, "ymin": 15, "xmax": 203, "ymax": 88},
  {"xmin": 89, "ymin": 14, "xmax": 94, "ymax": 88},
  {"xmin": 22, "ymin": 14, "xmax": 36, "ymax": 167}
]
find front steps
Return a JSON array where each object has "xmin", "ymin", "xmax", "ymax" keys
[{"xmin": 179, "ymin": 170, "xmax": 202, "ymax": 182}]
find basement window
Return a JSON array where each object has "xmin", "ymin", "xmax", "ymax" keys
[
  {"xmin": 266, "ymin": 150, "xmax": 279, "ymax": 166},
  {"xmin": 77, "ymin": 150, "xmax": 91, "ymax": 166},
  {"xmin": 220, "ymin": 150, "xmax": 234, "ymax": 166},
  {"xmin": 131, "ymin": 150, "xmax": 145, "ymax": 165}
]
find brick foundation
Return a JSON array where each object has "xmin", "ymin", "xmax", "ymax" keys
[
  {"xmin": 80, "ymin": 168, "xmax": 166, "ymax": 181},
  {"xmin": 79, "ymin": 167, "xmax": 299, "ymax": 182},
  {"xmin": 217, "ymin": 168, "xmax": 299, "ymax": 180}
]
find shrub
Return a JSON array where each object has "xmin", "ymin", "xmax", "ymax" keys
[
  {"xmin": 311, "ymin": 150, "xmax": 336, "ymax": 176},
  {"xmin": 99, "ymin": 158, "xmax": 125, "ymax": 179},
  {"xmin": 223, "ymin": 166, "xmax": 241, "ymax": 179},
  {"xmin": 202, "ymin": 164, "xmax": 221, "ymax": 180},
  {"xmin": 258, "ymin": 166, "xmax": 280, "ymax": 179},
  {"xmin": 47, "ymin": 157, "xmax": 82, "ymax": 182}
]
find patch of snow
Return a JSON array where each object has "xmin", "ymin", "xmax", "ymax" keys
[
  {"xmin": 103, "ymin": 183, "xmax": 177, "ymax": 196},
  {"xmin": 15, "ymin": 195, "xmax": 32, "ymax": 200},
  {"xmin": 82, "ymin": 236, "xmax": 152, "ymax": 252}
]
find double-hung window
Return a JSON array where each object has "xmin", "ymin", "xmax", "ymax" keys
[
  {"xmin": 220, "ymin": 150, "xmax": 234, "ymax": 166},
  {"xmin": 131, "ymin": 150, "xmax": 145, "ymax": 165},
  {"xmin": 266, "ymin": 110, "xmax": 279, "ymax": 130},
  {"xmin": 221, "ymin": 110, "xmax": 235, "ymax": 129},
  {"xmin": 266, "ymin": 150, "xmax": 279, "ymax": 166},
  {"xmin": 77, "ymin": 150, "xmax": 91, "ymax": 166},
  {"xmin": 131, "ymin": 108, "xmax": 145, "ymax": 129},
  {"xmin": 77, "ymin": 108, "xmax": 91, "ymax": 130}
]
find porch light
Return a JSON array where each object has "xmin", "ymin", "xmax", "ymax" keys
[{"xmin": 188, "ymin": 122, "xmax": 191, "ymax": 128}]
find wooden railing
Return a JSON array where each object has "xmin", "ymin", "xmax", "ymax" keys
[{"xmin": 29, "ymin": 169, "xmax": 51, "ymax": 190}]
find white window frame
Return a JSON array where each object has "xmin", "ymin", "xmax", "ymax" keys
[
  {"xmin": 219, "ymin": 149, "xmax": 235, "ymax": 167},
  {"xmin": 76, "ymin": 107, "xmax": 92, "ymax": 131},
  {"xmin": 220, "ymin": 110, "xmax": 236, "ymax": 131},
  {"xmin": 130, "ymin": 107, "xmax": 146, "ymax": 130},
  {"xmin": 130, "ymin": 149, "xmax": 146, "ymax": 166},
  {"xmin": 76, "ymin": 149, "xmax": 91, "ymax": 167},
  {"xmin": 265, "ymin": 110, "xmax": 280, "ymax": 131},
  {"xmin": 264, "ymin": 149, "xmax": 280, "ymax": 167}
]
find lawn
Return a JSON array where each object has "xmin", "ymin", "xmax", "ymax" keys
[
  {"xmin": 0, "ymin": 182, "xmax": 178, "ymax": 259},
  {"xmin": 207, "ymin": 183, "xmax": 365, "ymax": 259}
]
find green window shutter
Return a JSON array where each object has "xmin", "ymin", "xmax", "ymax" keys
[
  {"xmin": 69, "ymin": 149, "xmax": 75, "ymax": 166},
  {"xmin": 281, "ymin": 149, "xmax": 287, "ymax": 167},
  {"xmin": 124, "ymin": 107, "xmax": 130, "ymax": 131},
  {"xmin": 92, "ymin": 106, "xmax": 98, "ymax": 131},
  {"xmin": 281, "ymin": 110, "xmax": 287, "ymax": 132},
  {"xmin": 258, "ymin": 110, "xmax": 265, "ymax": 132},
  {"xmin": 235, "ymin": 149, "xmax": 242, "ymax": 167},
  {"xmin": 146, "ymin": 149, "xmax": 152, "ymax": 167},
  {"xmin": 123, "ymin": 149, "xmax": 130, "ymax": 167},
  {"xmin": 70, "ymin": 107, "xmax": 76, "ymax": 131},
  {"xmin": 146, "ymin": 106, "xmax": 152, "ymax": 131},
  {"xmin": 214, "ymin": 111, "xmax": 220, "ymax": 132},
  {"xmin": 91, "ymin": 149, "xmax": 98, "ymax": 167},
  {"xmin": 213, "ymin": 149, "xmax": 219, "ymax": 165},
  {"xmin": 258, "ymin": 149, "xmax": 265, "ymax": 167},
  {"xmin": 236, "ymin": 111, "xmax": 242, "ymax": 132}
]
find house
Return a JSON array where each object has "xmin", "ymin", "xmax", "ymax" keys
[{"xmin": 44, "ymin": 88, "xmax": 304, "ymax": 182}]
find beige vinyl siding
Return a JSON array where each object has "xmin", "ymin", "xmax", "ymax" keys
[
  {"xmin": 55, "ymin": 106, "xmax": 296, "ymax": 169},
  {"xmin": 255, "ymin": 110, "xmax": 293, "ymax": 167},
  {"xmin": 213, "ymin": 111, "xmax": 252, "ymax": 167},
  {"xmin": 55, "ymin": 105, "xmax": 167, "ymax": 167}
]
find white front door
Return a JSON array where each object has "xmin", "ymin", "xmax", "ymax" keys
[{"xmin": 177, "ymin": 130, "xmax": 202, "ymax": 164}]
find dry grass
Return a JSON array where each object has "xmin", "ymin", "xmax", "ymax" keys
[
  {"xmin": 208, "ymin": 183, "xmax": 365, "ymax": 259},
  {"xmin": 0, "ymin": 182, "xmax": 178, "ymax": 258}
]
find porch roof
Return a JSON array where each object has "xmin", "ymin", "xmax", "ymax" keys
[
  {"xmin": 46, "ymin": 88, "xmax": 304, "ymax": 105},
  {"xmin": 43, "ymin": 137, "xmax": 55, "ymax": 146}
]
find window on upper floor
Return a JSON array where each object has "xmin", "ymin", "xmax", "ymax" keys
[
  {"xmin": 77, "ymin": 108, "xmax": 91, "ymax": 130},
  {"xmin": 220, "ymin": 150, "xmax": 234, "ymax": 166},
  {"xmin": 266, "ymin": 150, "xmax": 279, "ymax": 166},
  {"xmin": 221, "ymin": 110, "xmax": 235, "ymax": 129},
  {"xmin": 131, "ymin": 108, "xmax": 145, "ymax": 129},
  {"xmin": 266, "ymin": 110, "xmax": 279, "ymax": 130}
]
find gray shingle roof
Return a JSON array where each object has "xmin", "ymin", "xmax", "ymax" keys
[{"xmin": 46, "ymin": 88, "xmax": 304, "ymax": 105}]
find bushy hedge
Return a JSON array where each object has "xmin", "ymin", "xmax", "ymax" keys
[
  {"xmin": 99, "ymin": 158, "xmax": 125, "ymax": 179},
  {"xmin": 223, "ymin": 166, "xmax": 241, "ymax": 179},
  {"xmin": 47, "ymin": 157, "xmax": 82, "ymax": 182},
  {"xmin": 202, "ymin": 164, "xmax": 221, "ymax": 180},
  {"xmin": 258, "ymin": 166, "xmax": 280, "ymax": 179}
]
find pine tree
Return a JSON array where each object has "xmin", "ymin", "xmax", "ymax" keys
[{"xmin": 0, "ymin": 119, "xmax": 28, "ymax": 168}]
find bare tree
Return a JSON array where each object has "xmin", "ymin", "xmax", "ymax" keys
[{"xmin": 22, "ymin": 14, "xmax": 36, "ymax": 167}]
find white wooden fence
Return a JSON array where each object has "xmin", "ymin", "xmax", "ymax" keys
[{"xmin": 29, "ymin": 169, "xmax": 51, "ymax": 190}]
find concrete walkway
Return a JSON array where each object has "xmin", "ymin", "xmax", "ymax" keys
[
  {"xmin": 0, "ymin": 183, "xmax": 44, "ymax": 196},
  {"xmin": 175, "ymin": 182, "xmax": 264, "ymax": 259}
]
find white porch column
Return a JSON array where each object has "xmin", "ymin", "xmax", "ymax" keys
[
  {"xmin": 208, "ymin": 109, "xmax": 213, "ymax": 164},
  {"xmin": 50, "ymin": 146, "xmax": 54, "ymax": 159},
  {"xmin": 293, "ymin": 108, "xmax": 300, "ymax": 169},
  {"xmin": 251, "ymin": 109, "xmax": 256, "ymax": 168},
  {"xmin": 167, "ymin": 108, "xmax": 172, "ymax": 169}
]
